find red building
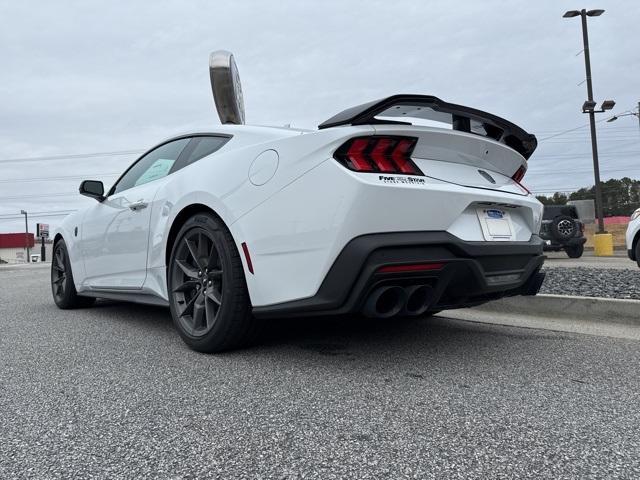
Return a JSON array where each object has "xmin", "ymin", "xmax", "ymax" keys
[
  {"xmin": 0, "ymin": 233, "xmax": 35, "ymax": 263},
  {"xmin": 0, "ymin": 233, "xmax": 35, "ymax": 248}
]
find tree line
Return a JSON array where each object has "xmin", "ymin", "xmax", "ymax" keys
[{"xmin": 535, "ymin": 177, "xmax": 640, "ymax": 217}]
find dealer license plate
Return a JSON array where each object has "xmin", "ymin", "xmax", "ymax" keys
[{"xmin": 476, "ymin": 208, "xmax": 515, "ymax": 241}]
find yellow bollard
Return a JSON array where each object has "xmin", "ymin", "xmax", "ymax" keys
[{"xmin": 593, "ymin": 233, "xmax": 614, "ymax": 256}]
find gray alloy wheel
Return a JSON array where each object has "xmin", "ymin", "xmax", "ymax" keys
[
  {"xmin": 170, "ymin": 228, "xmax": 224, "ymax": 337},
  {"xmin": 51, "ymin": 245, "xmax": 68, "ymax": 303},
  {"xmin": 51, "ymin": 240, "xmax": 95, "ymax": 309},
  {"xmin": 168, "ymin": 213, "xmax": 259, "ymax": 353}
]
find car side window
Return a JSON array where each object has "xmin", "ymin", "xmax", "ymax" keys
[
  {"xmin": 112, "ymin": 138, "xmax": 190, "ymax": 194},
  {"xmin": 186, "ymin": 136, "xmax": 229, "ymax": 164},
  {"xmin": 170, "ymin": 136, "xmax": 230, "ymax": 173}
]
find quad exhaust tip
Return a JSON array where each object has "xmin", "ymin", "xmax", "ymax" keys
[
  {"xmin": 403, "ymin": 285, "xmax": 435, "ymax": 316},
  {"xmin": 363, "ymin": 284, "xmax": 435, "ymax": 318},
  {"xmin": 363, "ymin": 286, "xmax": 406, "ymax": 318}
]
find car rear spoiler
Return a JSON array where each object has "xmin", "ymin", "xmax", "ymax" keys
[{"xmin": 318, "ymin": 94, "xmax": 537, "ymax": 159}]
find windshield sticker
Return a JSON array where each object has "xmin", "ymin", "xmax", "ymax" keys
[{"xmin": 135, "ymin": 158, "xmax": 175, "ymax": 186}]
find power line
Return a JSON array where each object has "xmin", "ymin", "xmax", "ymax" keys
[
  {"xmin": 531, "ymin": 183, "xmax": 639, "ymax": 194},
  {"xmin": 0, "ymin": 120, "xmax": 633, "ymax": 164},
  {"xmin": 527, "ymin": 166, "xmax": 640, "ymax": 176},
  {"xmin": 536, "ymin": 115, "xmax": 637, "ymax": 142},
  {"xmin": 540, "ymin": 136, "xmax": 640, "ymax": 143},
  {"xmin": 0, "ymin": 192, "xmax": 77, "ymax": 201},
  {"xmin": 537, "ymin": 120, "xmax": 602, "ymax": 142},
  {"xmin": 0, "ymin": 173, "xmax": 120, "ymax": 184},
  {"xmin": 534, "ymin": 150, "xmax": 640, "ymax": 158},
  {"xmin": 0, "ymin": 209, "xmax": 77, "ymax": 218},
  {"xmin": 533, "ymin": 123, "xmax": 639, "ymax": 133},
  {"xmin": 533, "ymin": 127, "xmax": 639, "ymax": 135},
  {"xmin": 0, "ymin": 212, "xmax": 75, "ymax": 221},
  {"xmin": 0, "ymin": 149, "xmax": 143, "ymax": 164}
]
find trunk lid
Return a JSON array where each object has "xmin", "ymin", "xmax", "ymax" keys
[{"xmin": 373, "ymin": 125, "xmax": 529, "ymax": 196}]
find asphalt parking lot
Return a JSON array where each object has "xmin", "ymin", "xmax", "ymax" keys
[
  {"xmin": 2, "ymin": 264, "xmax": 640, "ymax": 479},
  {"xmin": 544, "ymin": 250, "xmax": 635, "ymax": 270}
]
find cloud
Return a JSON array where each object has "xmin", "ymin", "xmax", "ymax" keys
[{"xmin": 1, "ymin": 0, "xmax": 639, "ymax": 232}]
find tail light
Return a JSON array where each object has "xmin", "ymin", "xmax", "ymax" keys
[
  {"xmin": 512, "ymin": 165, "xmax": 526, "ymax": 183},
  {"xmin": 334, "ymin": 136, "xmax": 423, "ymax": 175},
  {"xmin": 511, "ymin": 165, "xmax": 531, "ymax": 194}
]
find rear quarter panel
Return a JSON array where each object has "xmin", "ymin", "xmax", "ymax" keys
[
  {"xmin": 235, "ymin": 158, "xmax": 543, "ymax": 307},
  {"xmin": 144, "ymin": 125, "xmax": 375, "ymax": 300}
]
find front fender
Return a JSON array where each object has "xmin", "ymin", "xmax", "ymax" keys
[{"xmin": 52, "ymin": 210, "xmax": 87, "ymax": 290}]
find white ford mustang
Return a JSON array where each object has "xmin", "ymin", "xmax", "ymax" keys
[{"xmin": 52, "ymin": 52, "xmax": 545, "ymax": 352}]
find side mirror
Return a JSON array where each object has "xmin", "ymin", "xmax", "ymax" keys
[{"xmin": 79, "ymin": 180, "xmax": 105, "ymax": 201}]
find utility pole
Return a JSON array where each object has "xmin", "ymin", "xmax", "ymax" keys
[
  {"xmin": 579, "ymin": 10, "xmax": 605, "ymax": 234},
  {"xmin": 564, "ymin": 9, "xmax": 616, "ymax": 235},
  {"xmin": 20, "ymin": 209, "xmax": 30, "ymax": 262}
]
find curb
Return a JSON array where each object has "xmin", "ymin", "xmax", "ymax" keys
[{"xmin": 472, "ymin": 294, "xmax": 640, "ymax": 326}]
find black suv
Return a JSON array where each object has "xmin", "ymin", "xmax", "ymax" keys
[{"xmin": 539, "ymin": 205, "xmax": 587, "ymax": 258}]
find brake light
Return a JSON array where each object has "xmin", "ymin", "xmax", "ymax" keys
[
  {"xmin": 345, "ymin": 138, "xmax": 372, "ymax": 172},
  {"xmin": 511, "ymin": 165, "xmax": 531, "ymax": 194},
  {"xmin": 512, "ymin": 165, "xmax": 526, "ymax": 183},
  {"xmin": 334, "ymin": 136, "xmax": 423, "ymax": 175}
]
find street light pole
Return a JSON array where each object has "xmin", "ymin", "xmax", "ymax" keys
[
  {"xmin": 20, "ymin": 209, "xmax": 30, "ymax": 263},
  {"xmin": 578, "ymin": 9, "xmax": 605, "ymax": 233},
  {"xmin": 564, "ymin": 8, "xmax": 611, "ymax": 233}
]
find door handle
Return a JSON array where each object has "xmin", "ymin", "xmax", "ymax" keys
[{"xmin": 129, "ymin": 201, "xmax": 148, "ymax": 211}]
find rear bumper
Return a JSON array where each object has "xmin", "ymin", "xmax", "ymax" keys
[{"xmin": 253, "ymin": 232, "xmax": 545, "ymax": 318}]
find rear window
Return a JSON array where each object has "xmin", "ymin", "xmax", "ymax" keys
[
  {"xmin": 185, "ymin": 136, "xmax": 229, "ymax": 165},
  {"xmin": 169, "ymin": 135, "xmax": 230, "ymax": 174},
  {"xmin": 543, "ymin": 205, "xmax": 579, "ymax": 220}
]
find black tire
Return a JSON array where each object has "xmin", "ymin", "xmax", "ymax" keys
[
  {"xmin": 167, "ymin": 212, "xmax": 259, "ymax": 353},
  {"xmin": 635, "ymin": 240, "xmax": 640, "ymax": 268},
  {"xmin": 550, "ymin": 215, "xmax": 576, "ymax": 241},
  {"xmin": 51, "ymin": 239, "xmax": 96, "ymax": 309},
  {"xmin": 565, "ymin": 244, "xmax": 584, "ymax": 259}
]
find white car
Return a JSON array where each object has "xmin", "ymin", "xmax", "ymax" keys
[
  {"xmin": 627, "ymin": 208, "xmax": 640, "ymax": 267},
  {"xmin": 51, "ymin": 52, "xmax": 546, "ymax": 352}
]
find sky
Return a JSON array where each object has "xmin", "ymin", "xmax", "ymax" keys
[{"xmin": 1, "ymin": 0, "xmax": 639, "ymax": 234}]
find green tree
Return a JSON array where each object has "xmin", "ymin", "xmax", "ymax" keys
[
  {"xmin": 536, "ymin": 192, "xmax": 568, "ymax": 206},
  {"xmin": 567, "ymin": 177, "xmax": 640, "ymax": 216}
]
